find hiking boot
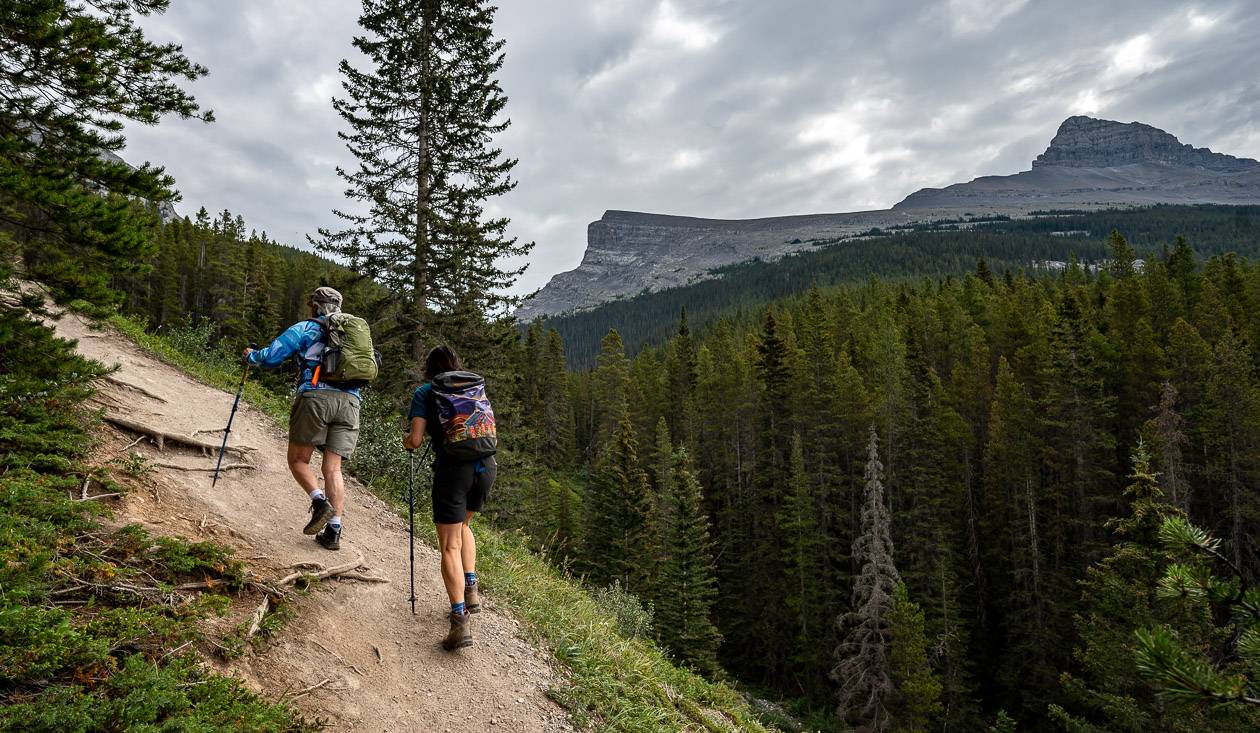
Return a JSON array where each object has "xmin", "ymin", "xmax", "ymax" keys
[
  {"xmin": 442, "ymin": 611, "xmax": 473, "ymax": 651},
  {"xmin": 315, "ymin": 523, "xmax": 341, "ymax": 551},
  {"xmin": 465, "ymin": 582, "xmax": 482, "ymax": 614},
  {"xmin": 303, "ymin": 496, "xmax": 334, "ymax": 535}
]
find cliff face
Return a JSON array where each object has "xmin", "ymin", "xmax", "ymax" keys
[
  {"xmin": 520, "ymin": 117, "xmax": 1260, "ymax": 320},
  {"xmin": 894, "ymin": 116, "xmax": 1260, "ymax": 213},
  {"xmin": 1031, "ymin": 116, "xmax": 1257, "ymax": 171},
  {"xmin": 514, "ymin": 209, "xmax": 904, "ymax": 321}
]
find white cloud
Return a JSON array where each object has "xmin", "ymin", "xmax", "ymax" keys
[
  {"xmin": 649, "ymin": 1, "xmax": 720, "ymax": 51},
  {"xmin": 946, "ymin": 0, "xmax": 1030, "ymax": 34},
  {"xmin": 1108, "ymin": 34, "xmax": 1168, "ymax": 77}
]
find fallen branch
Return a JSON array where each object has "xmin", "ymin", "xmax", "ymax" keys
[
  {"xmin": 285, "ymin": 678, "xmax": 332, "ymax": 701},
  {"xmin": 335, "ymin": 571, "xmax": 390, "ymax": 584},
  {"xmin": 244, "ymin": 595, "xmax": 272, "ymax": 639},
  {"xmin": 76, "ymin": 492, "xmax": 122, "ymax": 502},
  {"xmin": 151, "ymin": 462, "xmax": 255, "ymax": 473},
  {"xmin": 101, "ymin": 375, "xmax": 168, "ymax": 403},
  {"xmin": 279, "ymin": 553, "xmax": 366, "ymax": 586},
  {"xmin": 102, "ymin": 414, "xmax": 255, "ymax": 455}
]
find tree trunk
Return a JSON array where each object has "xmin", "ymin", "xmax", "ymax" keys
[{"xmin": 412, "ymin": 4, "xmax": 432, "ymax": 362}]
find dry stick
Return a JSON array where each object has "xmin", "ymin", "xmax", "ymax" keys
[
  {"xmin": 335, "ymin": 571, "xmax": 390, "ymax": 583},
  {"xmin": 286, "ymin": 678, "xmax": 333, "ymax": 701},
  {"xmin": 80, "ymin": 476, "xmax": 90, "ymax": 500},
  {"xmin": 114, "ymin": 435, "xmax": 148, "ymax": 456},
  {"xmin": 76, "ymin": 492, "xmax": 122, "ymax": 502},
  {"xmin": 102, "ymin": 414, "xmax": 255, "ymax": 455},
  {"xmin": 244, "ymin": 595, "xmax": 272, "ymax": 639},
  {"xmin": 102, "ymin": 375, "xmax": 168, "ymax": 403}
]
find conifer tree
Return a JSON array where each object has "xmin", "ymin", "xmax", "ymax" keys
[
  {"xmin": 1049, "ymin": 446, "xmax": 1256, "ymax": 732},
  {"xmin": 655, "ymin": 448, "xmax": 722, "ymax": 674},
  {"xmin": 592, "ymin": 329, "xmax": 631, "ymax": 458},
  {"xmin": 580, "ymin": 414, "xmax": 655, "ymax": 594},
  {"xmin": 778, "ymin": 433, "xmax": 830, "ymax": 697},
  {"xmin": 1, "ymin": 0, "xmax": 210, "ymax": 306},
  {"xmin": 834, "ymin": 427, "xmax": 900, "ymax": 732},
  {"xmin": 316, "ymin": 0, "xmax": 531, "ymax": 356},
  {"xmin": 888, "ymin": 582, "xmax": 943, "ymax": 733}
]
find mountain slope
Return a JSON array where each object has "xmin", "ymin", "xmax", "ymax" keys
[{"xmin": 521, "ymin": 116, "xmax": 1260, "ymax": 320}]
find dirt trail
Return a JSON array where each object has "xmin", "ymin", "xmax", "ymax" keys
[{"xmin": 54, "ymin": 310, "xmax": 572, "ymax": 733}]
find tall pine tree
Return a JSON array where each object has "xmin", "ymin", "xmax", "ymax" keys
[{"xmin": 317, "ymin": 0, "xmax": 531, "ymax": 356}]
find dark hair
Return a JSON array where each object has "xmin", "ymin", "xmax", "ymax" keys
[{"xmin": 424, "ymin": 344, "xmax": 462, "ymax": 380}]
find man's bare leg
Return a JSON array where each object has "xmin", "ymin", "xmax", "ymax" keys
[
  {"xmin": 321, "ymin": 450, "xmax": 346, "ymax": 517},
  {"xmin": 437, "ymin": 522, "xmax": 466, "ymax": 605},
  {"xmin": 286, "ymin": 442, "xmax": 318, "ymax": 495}
]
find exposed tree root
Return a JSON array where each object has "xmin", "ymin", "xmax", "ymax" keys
[
  {"xmin": 152, "ymin": 461, "xmax": 255, "ymax": 473},
  {"xmin": 103, "ymin": 413, "xmax": 256, "ymax": 455},
  {"xmin": 101, "ymin": 375, "xmax": 168, "ymax": 403}
]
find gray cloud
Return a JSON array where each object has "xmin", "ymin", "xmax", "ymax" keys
[{"xmin": 123, "ymin": 0, "xmax": 1260, "ymax": 294}]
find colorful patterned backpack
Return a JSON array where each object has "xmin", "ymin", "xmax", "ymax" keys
[{"xmin": 430, "ymin": 371, "xmax": 498, "ymax": 460}]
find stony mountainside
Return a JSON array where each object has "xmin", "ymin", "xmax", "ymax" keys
[
  {"xmin": 895, "ymin": 116, "xmax": 1260, "ymax": 213},
  {"xmin": 520, "ymin": 116, "xmax": 1260, "ymax": 320}
]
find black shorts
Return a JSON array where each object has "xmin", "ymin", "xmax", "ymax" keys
[{"xmin": 432, "ymin": 455, "xmax": 496, "ymax": 524}]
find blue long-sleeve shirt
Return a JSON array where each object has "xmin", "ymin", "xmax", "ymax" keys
[{"xmin": 247, "ymin": 319, "xmax": 361, "ymax": 400}]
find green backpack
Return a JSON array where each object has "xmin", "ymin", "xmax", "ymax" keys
[{"xmin": 309, "ymin": 313, "xmax": 380, "ymax": 387}]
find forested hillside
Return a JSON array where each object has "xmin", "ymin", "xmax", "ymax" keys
[
  {"xmin": 543, "ymin": 204, "xmax": 1260, "ymax": 366},
  {"xmin": 503, "ymin": 231, "xmax": 1260, "ymax": 730}
]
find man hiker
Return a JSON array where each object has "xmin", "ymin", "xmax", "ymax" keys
[
  {"xmin": 403, "ymin": 345, "xmax": 498, "ymax": 651},
  {"xmin": 243, "ymin": 286, "xmax": 366, "ymax": 551}
]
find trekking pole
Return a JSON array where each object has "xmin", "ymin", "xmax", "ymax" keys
[
  {"xmin": 212, "ymin": 344, "xmax": 257, "ymax": 488},
  {"xmin": 407, "ymin": 447, "xmax": 416, "ymax": 615}
]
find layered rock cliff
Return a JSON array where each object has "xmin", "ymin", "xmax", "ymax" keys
[{"xmin": 520, "ymin": 117, "xmax": 1260, "ymax": 320}]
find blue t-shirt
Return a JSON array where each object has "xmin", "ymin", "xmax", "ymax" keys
[
  {"xmin": 247, "ymin": 319, "xmax": 361, "ymax": 400},
  {"xmin": 409, "ymin": 382, "xmax": 485, "ymax": 472}
]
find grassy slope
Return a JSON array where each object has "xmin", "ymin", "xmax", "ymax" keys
[
  {"xmin": 111, "ymin": 316, "xmax": 783, "ymax": 733},
  {"xmin": 0, "ymin": 308, "xmax": 312, "ymax": 733}
]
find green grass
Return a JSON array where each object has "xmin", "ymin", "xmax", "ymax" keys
[{"xmin": 110, "ymin": 316, "xmax": 784, "ymax": 732}]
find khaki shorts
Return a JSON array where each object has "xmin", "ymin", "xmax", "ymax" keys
[{"xmin": 289, "ymin": 389, "xmax": 361, "ymax": 458}]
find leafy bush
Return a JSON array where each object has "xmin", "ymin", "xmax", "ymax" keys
[{"xmin": 590, "ymin": 580, "xmax": 655, "ymax": 640}]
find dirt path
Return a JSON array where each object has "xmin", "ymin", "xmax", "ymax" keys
[{"xmin": 54, "ymin": 310, "xmax": 573, "ymax": 733}]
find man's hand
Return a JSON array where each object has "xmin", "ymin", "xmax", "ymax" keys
[{"xmin": 242, "ymin": 347, "xmax": 255, "ymax": 361}]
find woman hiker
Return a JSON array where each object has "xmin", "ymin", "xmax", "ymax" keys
[
  {"xmin": 403, "ymin": 345, "xmax": 498, "ymax": 651},
  {"xmin": 243, "ymin": 286, "xmax": 362, "ymax": 551}
]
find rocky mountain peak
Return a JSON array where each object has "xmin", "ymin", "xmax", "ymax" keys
[{"xmin": 1032, "ymin": 116, "xmax": 1258, "ymax": 172}]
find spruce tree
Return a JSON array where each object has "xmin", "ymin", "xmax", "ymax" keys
[
  {"xmin": 316, "ymin": 0, "xmax": 531, "ymax": 356},
  {"xmin": 655, "ymin": 448, "xmax": 722, "ymax": 674},
  {"xmin": 1, "ymin": 0, "xmax": 210, "ymax": 306},
  {"xmin": 833, "ymin": 427, "xmax": 900, "ymax": 732},
  {"xmin": 777, "ymin": 432, "xmax": 830, "ymax": 698},
  {"xmin": 888, "ymin": 582, "xmax": 943, "ymax": 733},
  {"xmin": 580, "ymin": 414, "xmax": 655, "ymax": 594},
  {"xmin": 1049, "ymin": 446, "xmax": 1255, "ymax": 732}
]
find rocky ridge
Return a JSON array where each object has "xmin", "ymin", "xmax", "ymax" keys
[{"xmin": 519, "ymin": 116, "xmax": 1260, "ymax": 320}]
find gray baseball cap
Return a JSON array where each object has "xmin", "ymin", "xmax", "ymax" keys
[{"xmin": 310, "ymin": 286, "xmax": 343, "ymax": 305}]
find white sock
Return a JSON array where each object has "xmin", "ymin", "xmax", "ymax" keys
[
  {"xmin": 311, "ymin": 489, "xmax": 326, "ymax": 501},
  {"xmin": 330, "ymin": 515, "xmax": 342, "ymax": 527}
]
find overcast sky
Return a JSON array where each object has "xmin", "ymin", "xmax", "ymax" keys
[{"xmin": 123, "ymin": 1, "xmax": 1260, "ymax": 294}]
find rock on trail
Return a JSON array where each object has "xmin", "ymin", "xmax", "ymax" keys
[{"xmin": 54, "ymin": 309, "xmax": 574, "ymax": 733}]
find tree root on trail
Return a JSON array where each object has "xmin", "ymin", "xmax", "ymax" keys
[
  {"xmin": 152, "ymin": 461, "xmax": 255, "ymax": 473},
  {"xmin": 102, "ymin": 414, "xmax": 256, "ymax": 455},
  {"xmin": 278, "ymin": 553, "xmax": 388, "ymax": 585},
  {"xmin": 100, "ymin": 375, "xmax": 168, "ymax": 403}
]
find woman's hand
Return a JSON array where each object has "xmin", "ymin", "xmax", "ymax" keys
[{"xmin": 403, "ymin": 416, "xmax": 427, "ymax": 451}]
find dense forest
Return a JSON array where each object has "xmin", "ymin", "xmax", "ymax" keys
[
  {"xmin": 544, "ymin": 205, "xmax": 1260, "ymax": 366},
  {"xmin": 503, "ymin": 231, "xmax": 1260, "ymax": 730}
]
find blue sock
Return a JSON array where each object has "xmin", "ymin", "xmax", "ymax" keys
[
  {"xmin": 451, "ymin": 601, "xmax": 466, "ymax": 616},
  {"xmin": 464, "ymin": 572, "xmax": 477, "ymax": 587}
]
